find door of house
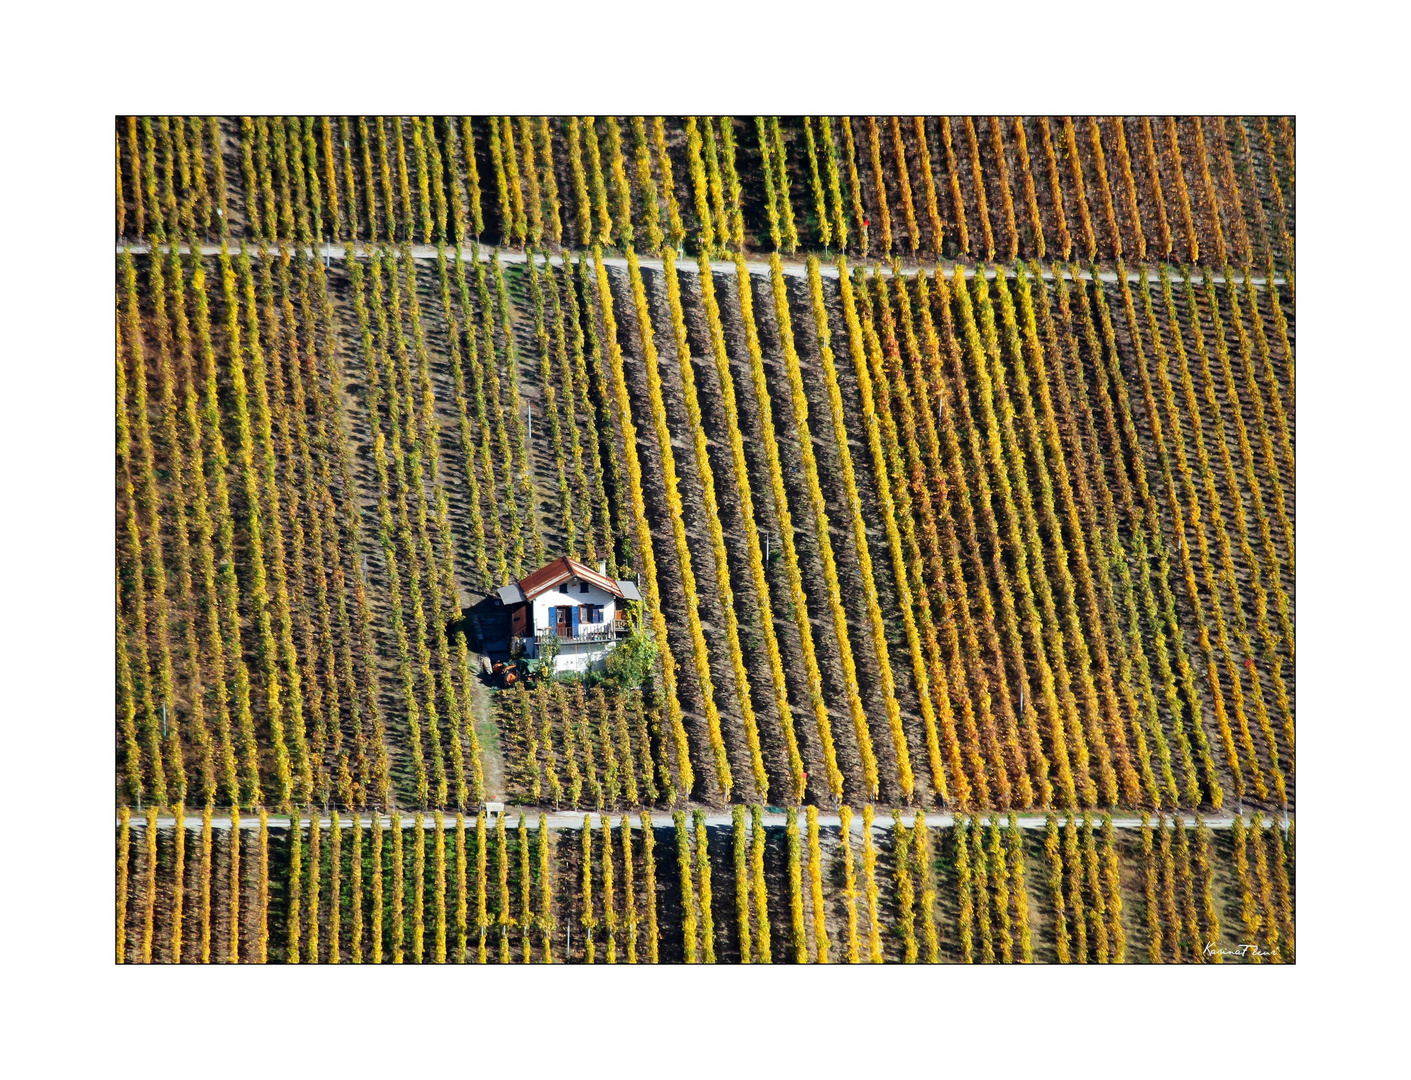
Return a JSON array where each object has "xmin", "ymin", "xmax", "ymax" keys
[{"xmin": 555, "ymin": 605, "xmax": 572, "ymax": 637}]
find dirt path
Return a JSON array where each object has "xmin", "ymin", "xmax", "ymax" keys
[
  {"xmin": 468, "ymin": 672, "xmax": 505, "ymax": 800},
  {"xmin": 117, "ymin": 242, "xmax": 1290, "ymax": 288},
  {"xmin": 120, "ymin": 810, "xmax": 1291, "ymax": 831}
]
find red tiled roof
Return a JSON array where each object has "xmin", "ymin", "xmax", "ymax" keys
[{"xmin": 517, "ymin": 556, "xmax": 623, "ymax": 600}]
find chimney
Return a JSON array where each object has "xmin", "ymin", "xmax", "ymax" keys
[{"xmin": 598, "ymin": 559, "xmax": 607, "ymax": 575}]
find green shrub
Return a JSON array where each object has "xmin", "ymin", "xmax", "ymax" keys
[{"xmin": 605, "ymin": 627, "xmax": 658, "ymax": 691}]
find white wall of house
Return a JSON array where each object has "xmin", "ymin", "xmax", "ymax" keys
[
  {"xmin": 529, "ymin": 577, "xmax": 617, "ymax": 635},
  {"xmin": 542, "ymin": 640, "xmax": 616, "ymax": 674}
]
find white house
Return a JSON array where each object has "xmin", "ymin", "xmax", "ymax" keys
[{"xmin": 494, "ymin": 556, "xmax": 643, "ymax": 674}]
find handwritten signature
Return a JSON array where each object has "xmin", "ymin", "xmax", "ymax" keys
[{"xmin": 1203, "ymin": 941, "xmax": 1272, "ymax": 958}]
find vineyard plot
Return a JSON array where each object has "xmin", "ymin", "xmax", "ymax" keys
[
  {"xmin": 117, "ymin": 115, "xmax": 1293, "ymax": 963},
  {"xmin": 116, "ymin": 812, "xmax": 1293, "ymax": 963},
  {"xmin": 117, "ymin": 252, "xmax": 1293, "ymax": 815}
]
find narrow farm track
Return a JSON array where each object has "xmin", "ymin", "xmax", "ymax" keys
[
  {"xmin": 119, "ymin": 810, "xmax": 1288, "ymax": 831},
  {"xmin": 120, "ymin": 242, "xmax": 1291, "ymax": 288}
]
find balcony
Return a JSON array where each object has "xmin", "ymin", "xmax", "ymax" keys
[{"xmin": 528, "ymin": 624, "xmax": 620, "ymax": 645}]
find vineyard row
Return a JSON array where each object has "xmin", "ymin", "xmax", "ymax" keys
[
  {"xmin": 116, "ymin": 808, "xmax": 1294, "ymax": 963},
  {"xmin": 115, "ymin": 116, "xmax": 1294, "ymax": 276}
]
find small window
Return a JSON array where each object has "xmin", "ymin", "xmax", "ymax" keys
[{"xmin": 580, "ymin": 580, "xmax": 590, "ymax": 594}]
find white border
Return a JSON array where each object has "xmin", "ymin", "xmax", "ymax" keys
[{"xmin": 3, "ymin": 0, "xmax": 1406, "ymax": 1075}]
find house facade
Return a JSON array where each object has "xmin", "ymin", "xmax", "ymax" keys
[{"xmin": 494, "ymin": 556, "xmax": 642, "ymax": 674}]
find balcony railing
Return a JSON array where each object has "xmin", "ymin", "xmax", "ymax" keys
[{"xmin": 528, "ymin": 624, "xmax": 619, "ymax": 644}]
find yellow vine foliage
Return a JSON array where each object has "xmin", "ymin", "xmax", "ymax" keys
[
  {"xmin": 141, "ymin": 807, "xmax": 157, "ymax": 964},
  {"xmin": 939, "ymin": 118, "xmax": 969, "ymax": 256},
  {"xmin": 1037, "ymin": 119, "xmax": 1071, "ymax": 260},
  {"xmin": 988, "ymin": 117, "xmax": 1019, "ymax": 259},
  {"xmin": 1131, "ymin": 271, "xmax": 1244, "ymax": 802},
  {"xmin": 787, "ymin": 808, "xmax": 806, "ymax": 962},
  {"xmin": 580, "ymin": 814, "xmax": 595, "ymax": 963},
  {"xmin": 992, "ymin": 269, "xmax": 1116, "ymax": 804},
  {"xmin": 839, "ymin": 805, "xmax": 859, "ymax": 963},
  {"xmin": 802, "ymin": 117, "xmax": 831, "ymax": 250},
  {"xmin": 840, "ymin": 118, "xmax": 867, "ymax": 256},
  {"xmin": 652, "ymin": 117, "xmax": 685, "ymax": 249},
  {"xmin": 592, "ymin": 249, "xmax": 692, "ymax": 798},
  {"xmin": 806, "ymin": 805, "xmax": 829, "ymax": 963},
  {"xmin": 715, "ymin": 118, "xmax": 744, "ymax": 251},
  {"xmin": 603, "ymin": 118, "xmax": 634, "ymax": 247},
  {"xmin": 732, "ymin": 805, "xmax": 751, "ymax": 963},
  {"xmin": 956, "ymin": 817, "xmax": 974, "ymax": 962},
  {"xmin": 1060, "ymin": 117, "xmax": 1096, "ymax": 259},
  {"xmin": 581, "ymin": 118, "xmax": 613, "ymax": 246},
  {"xmin": 913, "ymin": 810, "xmax": 938, "ymax": 962},
  {"xmin": 1021, "ymin": 268, "xmax": 1146, "ymax": 806},
  {"xmin": 116, "ymin": 808, "xmax": 130, "ymax": 962},
  {"xmin": 693, "ymin": 810, "xmax": 715, "ymax": 963},
  {"xmin": 695, "ymin": 254, "xmax": 800, "ymax": 800},
  {"xmin": 861, "ymin": 805, "xmax": 882, "ymax": 963},
  {"xmin": 891, "ymin": 811, "xmax": 916, "ymax": 962},
  {"xmin": 864, "ymin": 117, "xmax": 891, "ymax": 254},
  {"xmin": 987, "ymin": 817, "xmax": 1012, "ymax": 962},
  {"xmin": 564, "ymin": 117, "xmax": 592, "ymax": 245},
  {"xmin": 1085, "ymin": 117, "xmax": 1122, "ymax": 259},
  {"xmin": 732, "ymin": 252, "xmax": 840, "ymax": 800},
  {"xmin": 818, "ymin": 117, "xmax": 848, "ymax": 252},
  {"xmin": 535, "ymin": 813, "xmax": 553, "ymax": 962},
  {"xmin": 626, "ymin": 248, "xmax": 730, "ymax": 798},
  {"xmin": 888, "ymin": 116, "xmax": 920, "ymax": 255},
  {"xmin": 621, "ymin": 813, "xmax": 638, "ymax": 963},
  {"xmin": 437, "ymin": 812, "xmax": 450, "ymax": 964},
  {"xmin": 1163, "ymin": 117, "xmax": 1200, "ymax": 262},
  {"xmin": 825, "ymin": 258, "xmax": 946, "ymax": 801},
  {"xmin": 600, "ymin": 814, "xmax": 617, "ymax": 964},
  {"xmin": 257, "ymin": 808, "xmax": 269, "ymax": 962},
  {"xmin": 770, "ymin": 117, "xmax": 798, "ymax": 253},
  {"xmin": 962, "ymin": 118, "xmax": 994, "ymax": 260},
  {"xmin": 749, "ymin": 805, "xmax": 771, "ymax": 963},
  {"xmin": 1011, "ymin": 118, "xmax": 1046, "ymax": 258},
  {"xmin": 640, "ymin": 811, "xmax": 659, "ymax": 962},
  {"xmin": 1007, "ymin": 813, "xmax": 1033, "ymax": 962},
  {"xmin": 227, "ymin": 808, "xmax": 240, "ymax": 963},
  {"xmin": 684, "ymin": 119, "xmax": 714, "ymax": 255},
  {"xmin": 768, "ymin": 252, "xmax": 883, "ymax": 799},
  {"xmin": 673, "ymin": 811, "xmax": 697, "ymax": 963},
  {"xmin": 1194, "ymin": 816, "xmax": 1223, "ymax": 961},
  {"xmin": 663, "ymin": 250, "xmax": 765, "ymax": 796}
]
